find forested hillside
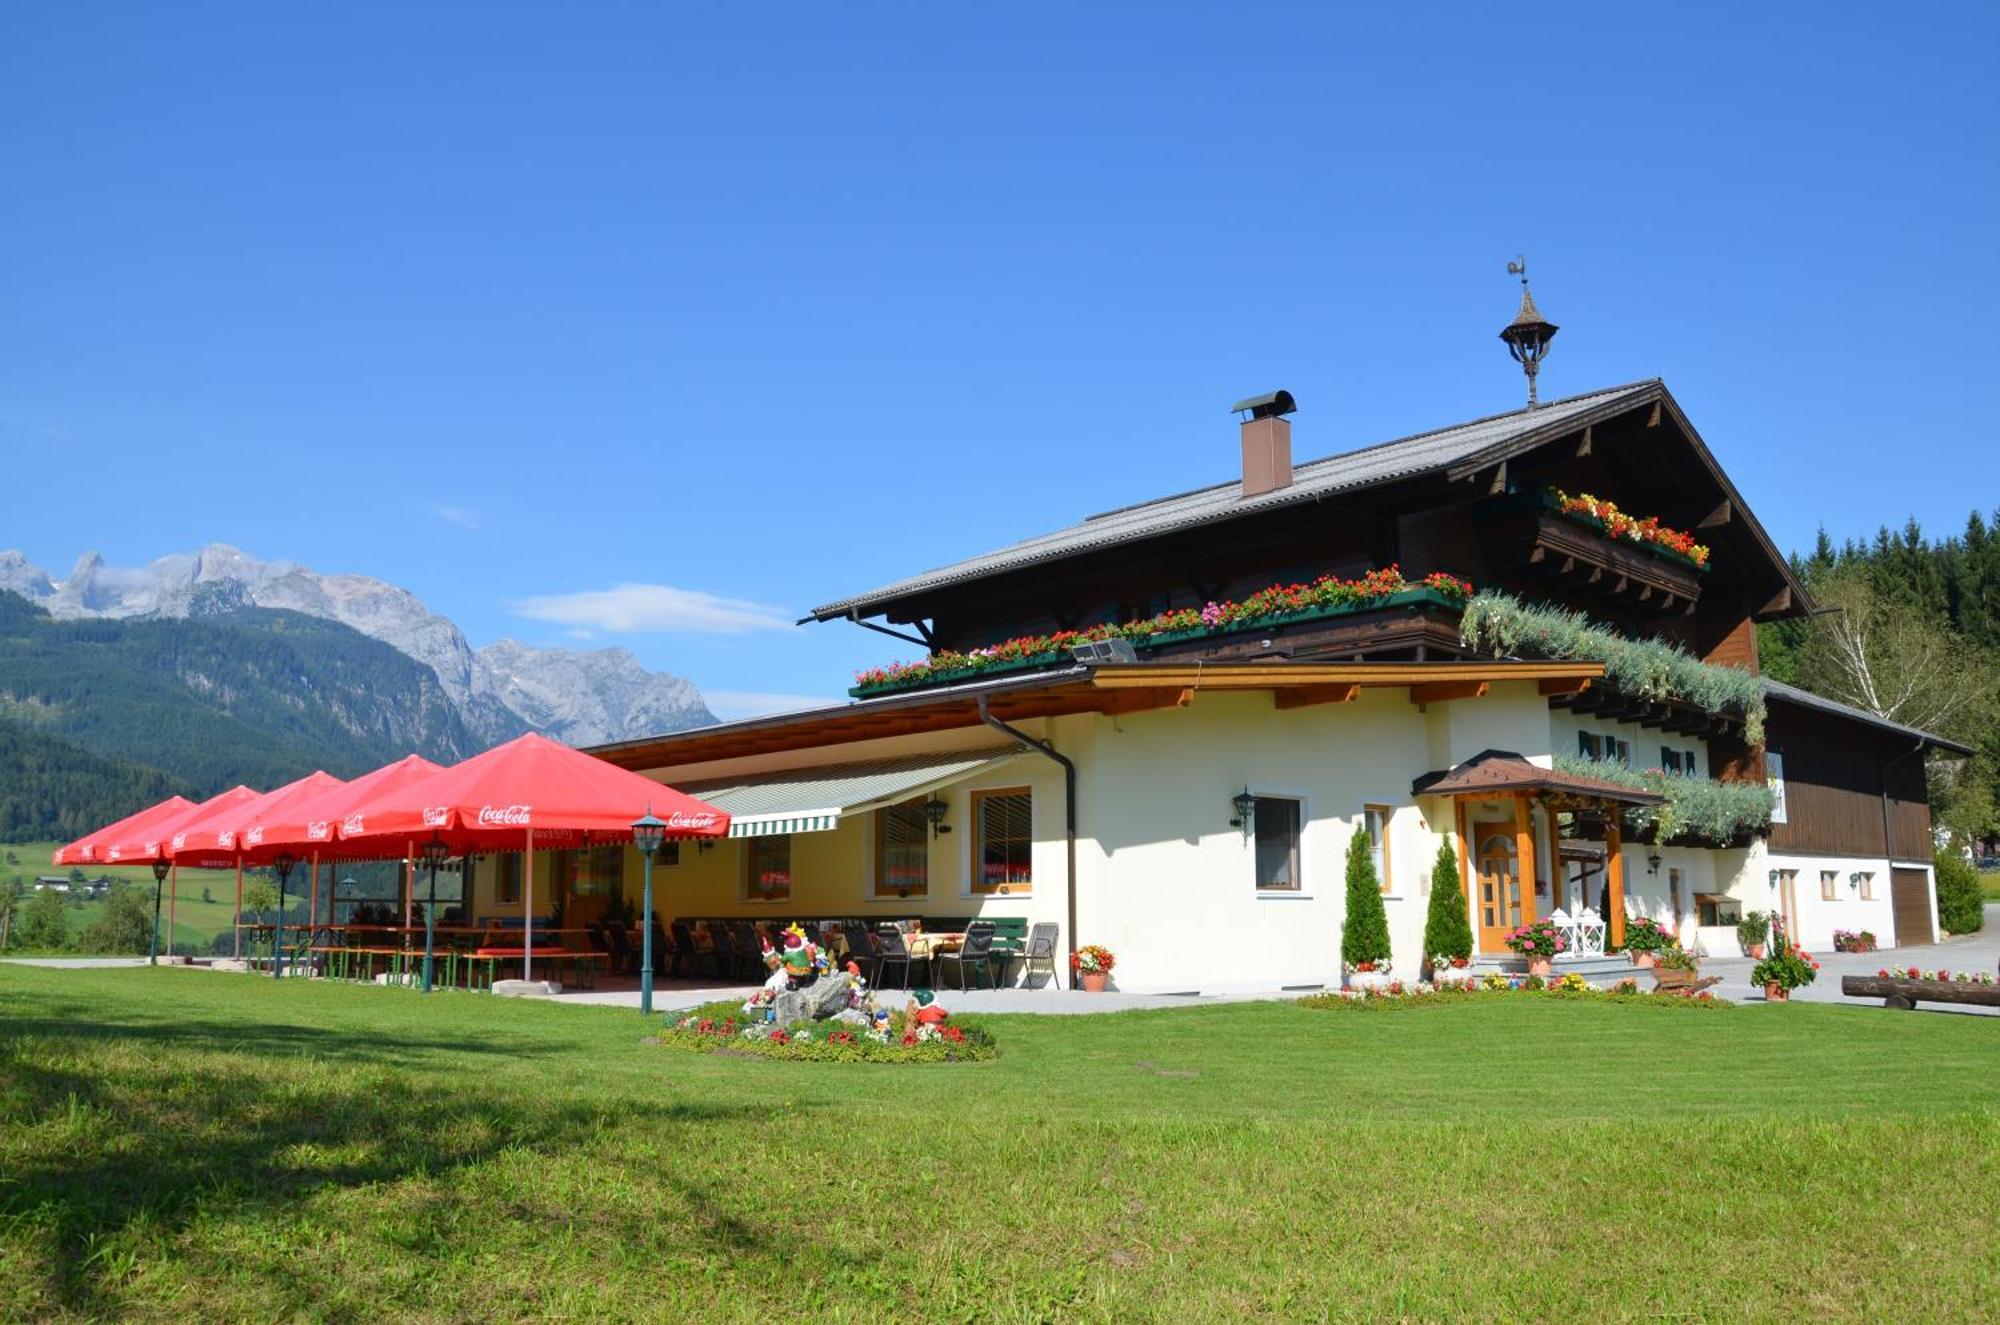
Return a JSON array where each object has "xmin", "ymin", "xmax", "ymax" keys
[
  {"xmin": 1760, "ymin": 508, "xmax": 2000, "ymax": 844},
  {"xmin": 0, "ymin": 591, "xmax": 507, "ymax": 842}
]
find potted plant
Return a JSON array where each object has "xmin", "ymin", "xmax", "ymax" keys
[
  {"xmin": 1736, "ymin": 910, "xmax": 1769, "ymax": 960},
  {"xmin": 1072, "ymin": 944, "xmax": 1115, "ymax": 992},
  {"xmin": 1504, "ymin": 918, "xmax": 1567, "ymax": 977},
  {"xmin": 1622, "ymin": 915, "xmax": 1674, "ymax": 968},
  {"xmin": 1421, "ymin": 841, "xmax": 1475, "ymax": 985},
  {"xmin": 1750, "ymin": 947, "xmax": 1819, "ymax": 1002},
  {"xmin": 1341, "ymin": 829, "xmax": 1394, "ymax": 989}
]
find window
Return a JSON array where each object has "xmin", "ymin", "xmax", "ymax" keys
[
  {"xmin": 746, "ymin": 836, "xmax": 792, "ymax": 902},
  {"xmin": 559, "ymin": 845, "xmax": 625, "ymax": 898},
  {"xmin": 875, "ymin": 799, "xmax": 929, "ymax": 898},
  {"xmin": 1668, "ymin": 868, "xmax": 1683, "ymax": 928},
  {"xmin": 1607, "ymin": 736, "xmax": 1632, "ymax": 765},
  {"xmin": 1253, "ymin": 795, "xmax": 1303, "ymax": 892},
  {"xmin": 1363, "ymin": 804, "xmax": 1392, "ymax": 893},
  {"xmin": 1661, "ymin": 747, "xmax": 1684, "ymax": 774},
  {"xmin": 1857, "ymin": 871, "xmax": 1876, "ymax": 900},
  {"xmin": 971, "ymin": 788, "xmax": 1032, "ymax": 894},
  {"xmin": 1767, "ymin": 752, "xmax": 1787, "ymax": 824},
  {"xmin": 1682, "ymin": 749, "xmax": 1698, "ymax": 777},
  {"xmin": 492, "ymin": 853, "xmax": 522, "ymax": 906},
  {"xmin": 1578, "ymin": 731, "xmax": 1603, "ymax": 760},
  {"xmin": 1820, "ymin": 870, "xmax": 1838, "ymax": 901}
]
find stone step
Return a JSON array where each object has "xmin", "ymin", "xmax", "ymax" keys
[{"xmin": 1471, "ymin": 955, "xmax": 1641, "ymax": 980}]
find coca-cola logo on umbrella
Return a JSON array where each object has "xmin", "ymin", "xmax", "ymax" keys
[
  {"xmin": 421, "ymin": 806, "xmax": 450, "ymax": 827},
  {"xmin": 666, "ymin": 811, "xmax": 720, "ymax": 830},
  {"xmin": 217, "ymin": 831, "xmax": 236, "ymax": 849},
  {"xmin": 341, "ymin": 813, "xmax": 366, "ymax": 835},
  {"xmin": 307, "ymin": 820, "xmax": 333, "ymax": 840},
  {"xmin": 246, "ymin": 827, "xmax": 264, "ymax": 846},
  {"xmin": 476, "ymin": 804, "xmax": 532, "ymax": 826}
]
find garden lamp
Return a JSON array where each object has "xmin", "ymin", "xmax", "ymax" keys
[
  {"xmin": 271, "ymin": 853, "xmax": 298, "ymax": 979},
  {"xmin": 418, "ymin": 833, "xmax": 452, "ymax": 993},
  {"xmin": 632, "ymin": 806, "xmax": 667, "ymax": 1016},
  {"xmin": 149, "ymin": 860, "xmax": 170, "ymax": 966}
]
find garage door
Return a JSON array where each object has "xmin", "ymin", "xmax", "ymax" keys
[{"xmin": 1890, "ymin": 868, "xmax": 1934, "ymax": 947}]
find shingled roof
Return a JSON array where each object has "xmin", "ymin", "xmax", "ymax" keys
[
  {"xmin": 809, "ymin": 379, "xmax": 1666, "ymax": 622},
  {"xmin": 1411, "ymin": 749, "xmax": 1665, "ymax": 805}
]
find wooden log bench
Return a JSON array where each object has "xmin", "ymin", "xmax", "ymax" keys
[{"xmin": 1839, "ymin": 974, "xmax": 2000, "ymax": 1011}]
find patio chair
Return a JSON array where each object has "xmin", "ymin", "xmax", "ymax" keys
[
  {"xmin": 935, "ymin": 921, "xmax": 1000, "ymax": 991},
  {"xmin": 841, "ymin": 922, "xmax": 879, "ymax": 985},
  {"xmin": 647, "ymin": 920, "xmax": 673, "ymax": 977},
  {"xmin": 594, "ymin": 922, "xmax": 635, "ymax": 976},
  {"xmin": 670, "ymin": 921, "xmax": 715, "ymax": 980},
  {"xmin": 1019, "ymin": 922, "xmax": 1063, "ymax": 990},
  {"xmin": 872, "ymin": 925, "xmax": 926, "ymax": 991},
  {"xmin": 732, "ymin": 921, "xmax": 768, "ymax": 977}
]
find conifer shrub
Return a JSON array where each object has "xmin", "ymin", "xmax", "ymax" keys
[
  {"xmin": 1341, "ymin": 828, "xmax": 1393, "ymax": 969},
  {"xmin": 1421, "ymin": 839, "xmax": 1473, "ymax": 965}
]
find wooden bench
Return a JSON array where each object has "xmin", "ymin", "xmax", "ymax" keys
[
  {"xmin": 1651, "ymin": 966, "xmax": 1722, "ymax": 995},
  {"xmin": 1839, "ymin": 974, "xmax": 2000, "ymax": 1011}
]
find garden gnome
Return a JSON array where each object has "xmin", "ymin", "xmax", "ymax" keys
[
  {"xmin": 906, "ymin": 988, "xmax": 949, "ymax": 1026},
  {"xmin": 778, "ymin": 923, "xmax": 818, "ymax": 988}
]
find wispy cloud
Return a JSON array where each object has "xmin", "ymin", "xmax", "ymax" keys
[
  {"xmin": 703, "ymin": 690, "xmax": 843, "ymax": 721},
  {"xmin": 431, "ymin": 504, "xmax": 480, "ymax": 530},
  {"xmin": 512, "ymin": 583, "xmax": 794, "ymax": 635}
]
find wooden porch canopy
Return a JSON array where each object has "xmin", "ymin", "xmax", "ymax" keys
[
  {"xmin": 1411, "ymin": 749, "xmax": 1658, "ymax": 951},
  {"xmin": 588, "ymin": 660, "xmax": 1606, "ymax": 770}
]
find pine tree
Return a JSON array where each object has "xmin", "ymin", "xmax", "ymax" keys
[
  {"xmin": 1421, "ymin": 840, "xmax": 1473, "ymax": 966},
  {"xmin": 1340, "ymin": 828, "xmax": 1392, "ymax": 969}
]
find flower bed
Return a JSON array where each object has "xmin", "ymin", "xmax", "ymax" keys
[
  {"xmin": 656, "ymin": 1000, "xmax": 998, "ymax": 1063},
  {"xmin": 850, "ymin": 568, "xmax": 1474, "ymax": 696},
  {"xmin": 1876, "ymin": 966, "xmax": 1997, "ymax": 985},
  {"xmin": 1544, "ymin": 487, "xmax": 1711, "ymax": 568},
  {"xmin": 1296, "ymin": 978, "xmax": 1727, "ymax": 1009}
]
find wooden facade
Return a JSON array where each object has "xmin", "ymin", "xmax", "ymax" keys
[{"xmin": 1765, "ymin": 701, "xmax": 1934, "ymax": 861}]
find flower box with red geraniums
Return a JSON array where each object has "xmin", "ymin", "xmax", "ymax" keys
[
  {"xmin": 1832, "ymin": 928, "xmax": 1878, "ymax": 953},
  {"xmin": 1877, "ymin": 967, "xmax": 1998, "ymax": 985},
  {"xmin": 1345, "ymin": 958, "xmax": 1395, "ymax": 992},
  {"xmin": 1071, "ymin": 944, "xmax": 1116, "ymax": 991},
  {"xmin": 1543, "ymin": 488, "xmax": 1712, "ymax": 570},
  {"xmin": 849, "ymin": 568, "xmax": 1475, "ymax": 697}
]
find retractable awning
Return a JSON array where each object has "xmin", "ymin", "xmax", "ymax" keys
[{"xmin": 680, "ymin": 749, "xmax": 1022, "ymax": 838}]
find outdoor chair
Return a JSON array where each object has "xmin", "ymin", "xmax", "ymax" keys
[
  {"xmin": 732, "ymin": 920, "xmax": 767, "ymax": 976},
  {"xmin": 707, "ymin": 923, "xmax": 745, "ymax": 979},
  {"xmin": 935, "ymin": 920, "xmax": 999, "ymax": 991},
  {"xmin": 595, "ymin": 922, "xmax": 636, "ymax": 976},
  {"xmin": 670, "ymin": 921, "xmax": 715, "ymax": 980},
  {"xmin": 841, "ymin": 922, "xmax": 879, "ymax": 984},
  {"xmin": 1019, "ymin": 922, "xmax": 1063, "ymax": 989},
  {"xmin": 872, "ymin": 925, "xmax": 926, "ymax": 990},
  {"xmin": 648, "ymin": 920, "xmax": 673, "ymax": 977}
]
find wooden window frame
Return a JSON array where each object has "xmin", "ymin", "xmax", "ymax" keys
[
  {"xmin": 969, "ymin": 787, "xmax": 1033, "ymax": 896},
  {"xmin": 1820, "ymin": 869, "xmax": 1838, "ymax": 901},
  {"xmin": 873, "ymin": 799, "xmax": 930, "ymax": 900},
  {"xmin": 744, "ymin": 835, "xmax": 793, "ymax": 904},
  {"xmin": 1251, "ymin": 793, "xmax": 1305, "ymax": 895},
  {"xmin": 1857, "ymin": 871, "xmax": 1876, "ymax": 900},
  {"xmin": 1363, "ymin": 804, "xmax": 1393, "ymax": 894}
]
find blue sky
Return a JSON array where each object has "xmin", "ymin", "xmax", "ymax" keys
[{"xmin": 4, "ymin": 3, "xmax": 1996, "ymax": 718}]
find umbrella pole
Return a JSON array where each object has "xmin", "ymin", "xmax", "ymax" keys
[
  {"xmin": 524, "ymin": 829, "xmax": 535, "ymax": 985},
  {"xmin": 168, "ymin": 864, "xmax": 178, "ymax": 959},
  {"xmin": 403, "ymin": 842, "xmax": 414, "ymax": 972},
  {"xmin": 309, "ymin": 852, "xmax": 320, "ymax": 977},
  {"xmin": 233, "ymin": 861, "xmax": 243, "ymax": 960}
]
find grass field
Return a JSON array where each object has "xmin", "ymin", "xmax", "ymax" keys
[
  {"xmin": 6, "ymin": 841, "xmax": 245, "ymax": 950},
  {"xmin": 1983, "ymin": 867, "xmax": 2000, "ymax": 901},
  {"xmin": 2, "ymin": 967, "xmax": 1998, "ymax": 1323}
]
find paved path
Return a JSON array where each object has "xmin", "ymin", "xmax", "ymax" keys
[{"xmin": 0, "ymin": 957, "xmax": 151, "ymax": 969}]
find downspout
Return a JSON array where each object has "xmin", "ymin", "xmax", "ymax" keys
[{"xmin": 977, "ymin": 694, "xmax": 1077, "ymax": 974}]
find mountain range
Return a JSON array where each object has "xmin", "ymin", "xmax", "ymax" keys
[{"xmin": 0, "ymin": 544, "xmax": 715, "ymax": 747}]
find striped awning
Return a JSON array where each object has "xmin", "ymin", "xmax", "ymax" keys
[{"xmin": 679, "ymin": 749, "xmax": 1022, "ymax": 839}]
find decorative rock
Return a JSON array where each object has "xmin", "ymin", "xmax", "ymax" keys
[{"xmin": 773, "ymin": 988, "xmax": 811, "ymax": 1026}]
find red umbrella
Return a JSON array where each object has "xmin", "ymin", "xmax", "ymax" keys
[
  {"xmin": 169, "ymin": 771, "xmax": 344, "ymax": 862},
  {"xmin": 54, "ymin": 795, "xmax": 195, "ymax": 867},
  {"xmin": 335, "ymin": 732, "xmax": 729, "ymax": 983},
  {"xmin": 248, "ymin": 753, "xmax": 445, "ymax": 855},
  {"xmin": 99, "ymin": 785, "xmax": 261, "ymax": 865}
]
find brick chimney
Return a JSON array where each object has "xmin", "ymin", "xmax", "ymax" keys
[{"xmin": 1233, "ymin": 390, "xmax": 1297, "ymax": 498}]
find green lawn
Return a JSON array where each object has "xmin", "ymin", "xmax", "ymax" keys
[
  {"xmin": 6, "ymin": 841, "xmax": 245, "ymax": 950},
  {"xmin": 2, "ymin": 968, "xmax": 1998, "ymax": 1323},
  {"xmin": 1982, "ymin": 867, "xmax": 2000, "ymax": 901}
]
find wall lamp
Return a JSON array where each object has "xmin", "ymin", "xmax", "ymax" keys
[
  {"xmin": 924, "ymin": 796, "xmax": 952, "ymax": 838},
  {"xmin": 1646, "ymin": 851, "xmax": 1663, "ymax": 876},
  {"xmin": 1230, "ymin": 788, "xmax": 1257, "ymax": 838}
]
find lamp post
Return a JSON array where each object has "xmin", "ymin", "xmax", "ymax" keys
[
  {"xmin": 631, "ymin": 807, "xmax": 667, "ymax": 1016},
  {"xmin": 149, "ymin": 861, "xmax": 170, "ymax": 966},
  {"xmin": 271, "ymin": 853, "xmax": 297, "ymax": 979},
  {"xmin": 419, "ymin": 833, "xmax": 452, "ymax": 993}
]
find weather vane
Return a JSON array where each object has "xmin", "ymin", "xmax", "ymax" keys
[{"xmin": 1499, "ymin": 256, "xmax": 1558, "ymax": 408}]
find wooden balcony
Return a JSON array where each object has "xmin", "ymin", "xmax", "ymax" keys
[
  {"xmin": 1145, "ymin": 594, "xmax": 1470, "ymax": 663},
  {"xmin": 1478, "ymin": 503, "xmax": 1705, "ymax": 615}
]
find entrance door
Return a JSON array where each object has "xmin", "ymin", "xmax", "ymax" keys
[
  {"xmin": 1474, "ymin": 823, "xmax": 1525, "ymax": 954},
  {"xmin": 1890, "ymin": 868, "xmax": 1935, "ymax": 946}
]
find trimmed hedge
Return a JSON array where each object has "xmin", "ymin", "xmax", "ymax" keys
[{"xmin": 1936, "ymin": 849, "xmax": 1987, "ymax": 935}]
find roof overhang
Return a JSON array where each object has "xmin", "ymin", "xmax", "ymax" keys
[
  {"xmin": 1762, "ymin": 679, "xmax": 1976, "ymax": 756},
  {"xmin": 1412, "ymin": 748, "xmax": 1665, "ymax": 805},
  {"xmin": 589, "ymin": 660, "xmax": 1605, "ymax": 772}
]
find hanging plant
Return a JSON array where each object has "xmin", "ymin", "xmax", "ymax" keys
[{"xmin": 1552, "ymin": 754, "xmax": 1777, "ymax": 845}]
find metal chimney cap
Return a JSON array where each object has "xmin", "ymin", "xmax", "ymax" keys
[{"xmin": 1231, "ymin": 389, "xmax": 1296, "ymax": 420}]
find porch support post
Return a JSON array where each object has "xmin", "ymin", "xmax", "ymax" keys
[
  {"xmin": 1453, "ymin": 798, "xmax": 1471, "ymax": 917},
  {"xmin": 1512, "ymin": 793, "xmax": 1537, "ymax": 925},
  {"xmin": 1605, "ymin": 811, "xmax": 1627, "ymax": 948}
]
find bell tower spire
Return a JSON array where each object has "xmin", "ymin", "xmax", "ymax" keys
[{"xmin": 1499, "ymin": 256, "xmax": 1558, "ymax": 408}]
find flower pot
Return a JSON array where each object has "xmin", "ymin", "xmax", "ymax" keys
[
  {"xmin": 1347, "ymin": 970, "xmax": 1392, "ymax": 992},
  {"xmin": 1080, "ymin": 971, "xmax": 1108, "ymax": 992},
  {"xmin": 1526, "ymin": 957, "xmax": 1553, "ymax": 978},
  {"xmin": 1748, "ymin": 944, "xmax": 1766, "ymax": 960},
  {"xmin": 1764, "ymin": 982, "xmax": 1789, "ymax": 1002},
  {"xmin": 1631, "ymin": 952, "xmax": 1657, "ymax": 969}
]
